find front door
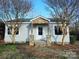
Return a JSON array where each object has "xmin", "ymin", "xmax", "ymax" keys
[
  {"xmin": 34, "ymin": 25, "xmax": 47, "ymax": 41},
  {"xmin": 37, "ymin": 26, "xmax": 43, "ymax": 40}
]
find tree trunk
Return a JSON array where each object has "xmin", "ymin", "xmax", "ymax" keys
[
  {"xmin": 12, "ymin": 25, "xmax": 15, "ymax": 44},
  {"xmin": 61, "ymin": 34, "xmax": 66, "ymax": 45},
  {"xmin": 12, "ymin": 33, "xmax": 15, "ymax": 44},
  {"xmin": 61, "ymin": 22, "xmax": 67, "ymax": 45}
]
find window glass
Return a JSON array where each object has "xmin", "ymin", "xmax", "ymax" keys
[
  {"xmin": 38, "ymin": 27, "xmax": 43, "ymax": 35},
  {"xmin": 8, "ymin": 26, "xmax": 19, "ymax": 35},
  {"xmin": 8, "ymin": 26, "xmax": 12, "ymax": 34},
  {"xmin": 55, "ymin": 26, "xmax": 62, "ymax": 35}
]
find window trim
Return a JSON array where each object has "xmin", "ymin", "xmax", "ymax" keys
[
  {"xmin": 38, "ymin": 26, "xmax": 43, "ymax": 35},
  {"xmin": 54, "ymin": 26, "xmax": 63, "ymax": 35},
  {"xmin": 8, "ymin": 26, "xmax": 19, "ymax": 35}
]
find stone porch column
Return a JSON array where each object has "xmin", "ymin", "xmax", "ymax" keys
[
  {"xmin": 46, "ymin": 23, "xmax": 51, "ymax": 46},
  {"xmin": 29, "ymin": 35, "xmax": 34, "ymax": 46},
  {"xmin": 47, "ymin": 35, "xmax": 51, "ymax": 46},
  {"xmin": 29, "ymin": 24, "xmax": 34, "ymax": 46}
]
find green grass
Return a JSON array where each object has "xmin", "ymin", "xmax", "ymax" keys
[{"xmin": 0, "ymin": 44, "xmax": 16, "ymax": 54}]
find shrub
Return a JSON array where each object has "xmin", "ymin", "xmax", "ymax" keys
[
  {"xmin": 60, "ymin": 56, "xmax": 67, "ymax": 59},
  {"xmin": 70, "ymin": 35, "xmax": 77, "ymax": 44}
]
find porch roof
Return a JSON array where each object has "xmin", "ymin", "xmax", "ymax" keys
[{"xmin": 31, "ymin": 16, "xmax": 49, "ymax": 25}]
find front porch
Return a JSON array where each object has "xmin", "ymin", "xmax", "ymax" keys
[{"xmin": 29, "ymin": 17, "xmax": 51, "ymax": 46}]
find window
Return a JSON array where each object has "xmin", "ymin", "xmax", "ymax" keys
[
  {"xmin": 8, "ymin": 26, "xmax": 19, "ymax": 35},
  {"xmin": 38, "ymin": 27, "xmax": 43, "ymax": 35},
  {"xmin": 55, "ymin": 26, "xmax": 62, "ymax": 35},
  {"xmin": 8, "ymin": 26, "xmax": 12, "ymax": 34}
]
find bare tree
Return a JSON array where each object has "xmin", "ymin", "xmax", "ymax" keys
[
  {"xmin": 0, "ymin": 0, "xmax": 32, "ymax": 43},
  {"xmin": 45, "ymin": 0, "xmax": 79, "ymax": 45}
]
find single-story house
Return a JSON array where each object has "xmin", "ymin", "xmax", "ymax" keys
[{"xmin": 0, "ymin": 16, "xmax": 70, "ymax": 45}]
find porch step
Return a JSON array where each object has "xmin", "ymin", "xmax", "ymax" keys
[{"xmin": 35, "ymin": 40, "xmax": 47, "ymax": 47}]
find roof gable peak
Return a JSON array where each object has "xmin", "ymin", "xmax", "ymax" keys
[{"xmin": 30, "ymin": 16, "xmax": 50, "ymax": 22}]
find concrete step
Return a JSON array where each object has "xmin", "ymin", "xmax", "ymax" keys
[{"xmin": 35, "ymin": 40, "xmax": 47, "ymax": 47}]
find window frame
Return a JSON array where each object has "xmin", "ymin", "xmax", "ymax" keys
[
  {"xmin": 8, "ymin": 26, "xmax": 19, "ymax": 35},
  {"xmin": 54, "ymin": 26, "xmax": 63, "ymax": 35},
  {"xmin": 38, "ymin": 26, "xmax": 43, "ymax": 35}
]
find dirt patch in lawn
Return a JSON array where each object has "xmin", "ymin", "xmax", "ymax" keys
[
  {"xmin": 0, "ymin": 44, "xmax": 79, "ymax": 59},
  {"xmin": 16, "ymin": 44, "xmax": 79, "ymax": 59}
]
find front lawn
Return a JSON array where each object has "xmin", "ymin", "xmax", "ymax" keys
[
  {"xmin": 0, "ymin": 44, "xmax": 16, "ymax": 54},
  {"xmin": 0, "ymin": 44, "xmax": 79, "ymax": 59}
]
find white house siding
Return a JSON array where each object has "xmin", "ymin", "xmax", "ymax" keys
[
  {"xmin": 4, "ymin": 22, "xmax": 70, "ymax": 44},
  {"xmin": 4, "ymin": 23, "xmax": 30, "ymax": 43},
  {"xmin": 29, "ymin": 25, "xmax": 48, "ymax": 41},
  {"xmin": 50, "ymin": 23, "xmax": 70, "ymax": 44}
]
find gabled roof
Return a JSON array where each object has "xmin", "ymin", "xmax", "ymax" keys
[
  {"xmin": 0, "ymin": 19, "xmax": 4, "ymax": 23},
  {"xmin": 30, "ymin": 16, "xmax": 50, "ymax": 25},
  {"xmin": 6, "ymin": 18, "xmax": 32, "ymax": 22},
  {"xmin": 5, "ymin": 16, "xmax": 69, "ymax": 23},
  {"xmin": 49, "ymin": 17, "xmax": 69, "ymax": 22},
  {"xmin": 6, "ymin": 16, "xmax": 50, "ymax": 23},
  {"xmin": 30, "ymin": 16, "xmax": 50, "ymax": 22}
]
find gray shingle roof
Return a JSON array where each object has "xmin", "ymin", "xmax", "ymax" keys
[
  {"xmin": 6, "ymin": 18, "xmax": 32, "ymax": 22},
  {"xmin": 5, "ymin": 17, "xmax": 69, "ymax": 23}
]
